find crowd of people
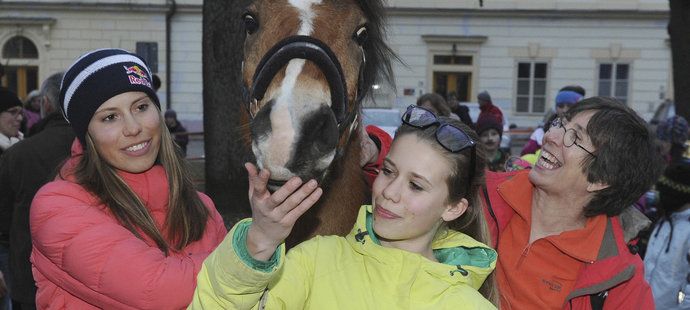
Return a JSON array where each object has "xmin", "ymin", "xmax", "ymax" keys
[{"xmin": 0, "ymin": 47, "xmax": 688, "ymax": 309}]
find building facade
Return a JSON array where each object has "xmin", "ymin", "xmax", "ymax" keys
[{"xmin": 0, "ymin": 0, "xmax": 670, "ymax": 128}]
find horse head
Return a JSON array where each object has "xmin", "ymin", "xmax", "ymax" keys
[{"xmin": 241, "ymin": 0, "xmax": 394, "ymax": 192}]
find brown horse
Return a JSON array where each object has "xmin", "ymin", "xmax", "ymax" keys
[{"xmin": 239, "ymin": 0, "xmax": 395, "ymax": 246}]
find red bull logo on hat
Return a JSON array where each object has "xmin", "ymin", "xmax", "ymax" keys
[{"xmin": 123, "ymin": 65, "xmax": 152, "ymax": 88}]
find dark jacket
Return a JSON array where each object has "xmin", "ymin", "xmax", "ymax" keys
[
  {"xmin": 0, "ymin": 112, "xmax": 74, "ymax": 303},
  {"xmin": 167, "ymin": 122, "xmax": 189, "ymax": 155},
  {"xmin": 482, "ymin": 170, "xmax": 655, "ymax": 310},
  {"xmin": 451, "ymin": 105, "xmax": 474, "ymax": 129}
]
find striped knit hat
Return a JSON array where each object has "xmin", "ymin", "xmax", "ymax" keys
[{"xmin": 59, "ymin": 48, "xmax": 160, "ymax": 144}]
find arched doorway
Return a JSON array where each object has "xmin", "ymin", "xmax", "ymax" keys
[{"xmin": 1, "ymin": 35, "xmax": 39, "ymax": 99}]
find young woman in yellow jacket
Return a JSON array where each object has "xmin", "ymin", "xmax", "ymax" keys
[{"xmin": 190, "ymin": 106, "xmax": 499, "ymax": 309}]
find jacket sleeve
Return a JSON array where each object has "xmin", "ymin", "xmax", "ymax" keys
[
  {"xmin": 30, "ymin": 181, "xmax": 221, "ymax": 310},
  {"xmin": 190, "ymin": 219, "xmax": 315, "ymax": 309}
]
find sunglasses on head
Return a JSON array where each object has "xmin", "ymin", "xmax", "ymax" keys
[
  {"xmin": 401, "ymin": 105, "xmax": 477, "ymax": 193},
  {"xmin": 402, "ymin": 105, "xmax": 476, "ymax": 153}
]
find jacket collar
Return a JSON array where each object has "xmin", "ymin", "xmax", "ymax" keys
[
  {"xmin": 497, "ymin": 172, "xmax": 607, "ymax": 263},
  {"xmin": 347, "ymin": 205, "xmax": 497, "ymax": 289}
]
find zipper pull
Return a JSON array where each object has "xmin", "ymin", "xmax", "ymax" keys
[{"xmin": 678, "ymin": 290, "xmax": 686, "ymax": 305}]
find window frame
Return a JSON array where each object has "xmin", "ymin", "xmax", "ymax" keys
[
  {"xmin": 514, "ymin": 59, "xmax": 550, "ymax": 115},
  {"xmin": 596, "ymin": 62, "xmax": 631, "ymax": 105}
]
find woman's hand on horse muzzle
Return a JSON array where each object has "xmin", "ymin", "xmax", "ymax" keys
[{"xmin": 244, "ymin": 162, "xmax": 323, "ymax": 261}]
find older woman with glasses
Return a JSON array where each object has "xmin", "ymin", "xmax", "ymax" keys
[
  {"xmin": 190, "ymin": 106, "xmax": 499, "ymax": 309},
  {"xmin": 0, "ymin": 88, "xmax": 24, "ymax": 157},
  {"xmin": 483, "ymin": 96, "xmax": 662, "ymax": 309}
]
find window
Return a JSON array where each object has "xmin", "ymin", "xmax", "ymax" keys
[
  {"xmin": 2, "ymin": 36, "xmax": 38, "ymax": 59},
  {"xmin": 598, "ymin": 63, "xmax": 629, "ymax": 104},
  {"xmin": 516, "ymin": 62, "xmax": 547, "ymax": 113},
  {"xmin": 136, "ymin": 42, "xmax": 158, "ymax": 73}
]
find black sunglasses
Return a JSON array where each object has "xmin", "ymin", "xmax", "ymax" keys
[
  {"xmin": 402, "ymin": 105, "xmax": 477, "ymax": 153},
  {"xmin": 401, "ymin": 105, "xmax": 477, "ymax": 193}
]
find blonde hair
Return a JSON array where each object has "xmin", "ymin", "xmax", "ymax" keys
[{"xmin": 75, "ymin": 110, "xmax": 209, "ymax": 255}]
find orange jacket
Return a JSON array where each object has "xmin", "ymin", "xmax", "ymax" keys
[{"xmin": 482, "ymin": 170, "xmax": 654, "ymax": 310}]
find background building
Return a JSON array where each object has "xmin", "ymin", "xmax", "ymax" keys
[{"xmin": 0, "ymin": 0, "xmax": 670, "ymax": 129}]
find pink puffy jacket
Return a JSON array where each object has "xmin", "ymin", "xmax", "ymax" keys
[{"xmin": 30, "ymin": 140, "xmax": 227, "ymax": 309}]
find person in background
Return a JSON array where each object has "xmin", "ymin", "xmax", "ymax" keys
[
  {"xmin": 447, "ymin": 93, "xmax": 474, "ymax": 128},
  {"xmin": 484, "ymin": 97, "xmax": 661, "ymax": 309},
  {"xmin": 477, "ymin": 115, "xmax": 509, "ymax": 172},
  {"xmin": 21, "ymin": 90, "xmax": 41, "ymax": 133},
  {"xmin": 416, "ymin": 93, "xmax": 451, "ymax": 117},
  {"xmin": 152, "ymin": 74, "xmax": 161, "ymax": 92},
  {"xmin": 190, "ymin": 107, "xmax": 499, "ymax": 309},
  {"xmin": 29, "ymin": 48, "xmax": 227, "ymax": 309},
  {"xmin": 476, "ymin": 90, "xmax": 503, "ymax": 127},
  {"xmin": 0, "ymin": 89, "xmax": 23, "ymax": 157},
  {"xmin": 164, "ymin": 109, "xmax": 189, "ymax": 156},
  {"xmin": 0, "ymin": 72, "xmax": 71, "ymax": 310},
  {"xmin": 521, "ymin": 89, "xmax": 583, "ymax": 156},
  {"xmin": 360, "ymin": 124, "xmax": 392, "ymax": 187},
  {"xmin": 644, "ymin": 160, "xmax": 690, "ymax": 309},
  {"xmin": 656, "ymin": 115, "xmax": 689, "ymax": 165}
]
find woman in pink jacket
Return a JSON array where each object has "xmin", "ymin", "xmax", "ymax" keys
[{"xmin": 30, "ymin": 49, "xmax": 227, "ymax": 309}]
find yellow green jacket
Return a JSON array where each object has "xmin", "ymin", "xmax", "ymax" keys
[{"xmin": 190, "ymin": 205, "xmax": 497, "ymax": 309}]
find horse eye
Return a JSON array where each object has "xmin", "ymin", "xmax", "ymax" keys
[
  {"xmin": 243, "ymin": 13, "xmax": 259, "ymax": 35},
  {"xmin": 353, "ymin": 25, "xmax": 368, "ymax": 46}
]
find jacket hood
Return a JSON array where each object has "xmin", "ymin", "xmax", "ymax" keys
[{"xmin": 347, "ymin": 205, "xmax": 497, "ymax": 290}]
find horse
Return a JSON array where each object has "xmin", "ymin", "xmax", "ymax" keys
[{"xmin": 238, "ymin": 0, "xmax": 395, "ymax": 247}]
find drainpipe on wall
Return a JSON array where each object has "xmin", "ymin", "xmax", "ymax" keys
[{"xmin": 165, "ymin": 0, "xmax": 177, "ymax": 110}]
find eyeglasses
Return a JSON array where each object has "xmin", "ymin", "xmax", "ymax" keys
[
  {"xmin": 402, "ymin": 105, "xmax": 476, "ymax": 192},
  {"xmin": 2, "ymin": 107, "xmax": 23, "ymax": 118},
  {"xmin": 550, "ymin": 117, "xmax": 597, "ymax": 158}
]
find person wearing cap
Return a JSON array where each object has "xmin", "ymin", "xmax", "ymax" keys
[
  {"xmin": 644, "ymin": 160, "xmax": 690, "ymax": 309},
  {"xmin": 164, "ymin": 109, "xmax": 189, "ymax": 156},
  {"xmin": 0, "ymin": 89, "xmax": 24, "ymax": 157},
  {"xmin": 483, "ymin": 97, "xmax": 661, "ymax": 309},
  {"xmin": 521, "ymin": 89, "xmax": 583, "ymax": 156},
  {"xmin": 29, "ymin": 49, "xmax": 227, "ymax": 309},
  {"xmin": 476, "ymin": 90, "xmax": 503, "ymax": 127},
  {"xmin": 477, "ymin": 115, "xmax": 509, "ymax": 172},
  {"xmin": 0, "ymin": 72, "xmax": 72, "ymax": 310}
]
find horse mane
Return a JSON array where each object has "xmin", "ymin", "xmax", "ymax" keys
[{"xmin": 354, "ymin": 0, "xmax": 399, "ymax": 101}]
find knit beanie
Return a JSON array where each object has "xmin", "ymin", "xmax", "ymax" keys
[
  {"xmin": 59, "ymin": 48, "xmax": 160, "ymax": 144},
  {"xmin": 656, "ymin": 161, "xmax": 690, "ymax": 213},
  {"xmin": 476, "ymin": 115, "xmax": 503, "ymax": 137},
  {"xmin": 477, "ymin": 90, "xmax": 492, "ymax": 103},
  {"xmin": 657, "ymin": 115, "xmax": 689, "ymax": 146},
  {"xmin": 0, "ymin": 88, "xmax": 22, "ymax": 113},
  {"xmin": 555, "ymin": 90, "xmax": 583, "ymax": 108}
]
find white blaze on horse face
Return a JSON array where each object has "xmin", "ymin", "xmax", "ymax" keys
[{"xmin": 256, "ymin": 0, "xmax": 334, "ymax": 181}]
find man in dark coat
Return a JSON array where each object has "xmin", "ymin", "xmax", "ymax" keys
[{"xmin": 0, "ymin": 72, "xmax": 74, "ymax": 310}]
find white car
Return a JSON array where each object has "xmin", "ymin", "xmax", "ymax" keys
[{"xmin": 361, "ymin": 108, "xmax": 402, "ymax": 138}]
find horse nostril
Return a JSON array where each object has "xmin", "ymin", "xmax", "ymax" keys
[{"xmin": 306, "ymin": 106, "xmax": 338, "ymax": 152}]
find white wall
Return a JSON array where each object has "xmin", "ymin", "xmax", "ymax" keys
[{"xmin": 387, "ymin": 12, "xmax": 669, "ymax": 125}]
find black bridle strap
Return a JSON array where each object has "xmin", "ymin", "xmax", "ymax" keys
[{"xmin": 250, "ymin": 35, "xmax": 348, "ymax": 124}]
